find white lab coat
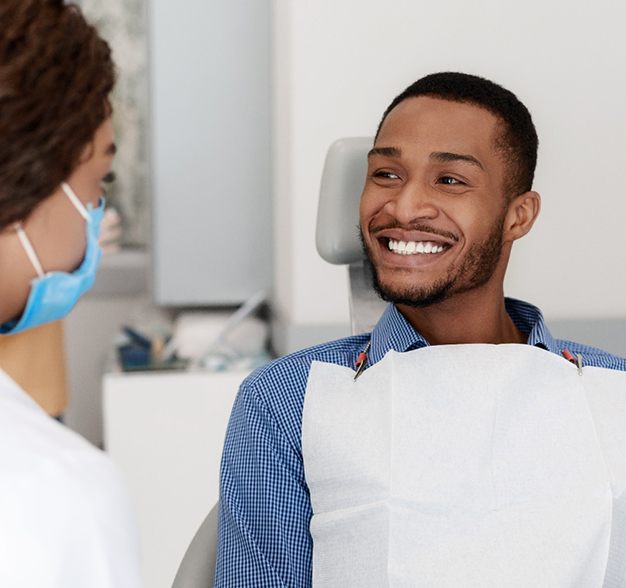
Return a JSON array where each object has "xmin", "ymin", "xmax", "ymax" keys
[{"xmin": 0, "ymin": 368, "xmax": 142, "ymax": 587}]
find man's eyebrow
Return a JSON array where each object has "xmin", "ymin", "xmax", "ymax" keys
[
  {"xmin": 367, "ymin": 146, "xmax": 401, "ymax": 159},
  {"xmin": 430, "ymin": 151, "xmax": 484, "ymax": 170}
]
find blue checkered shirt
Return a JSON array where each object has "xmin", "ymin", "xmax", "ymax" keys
[{"xmin": 215, "ymin": 298, "xmax": 626, "ymax": 587}]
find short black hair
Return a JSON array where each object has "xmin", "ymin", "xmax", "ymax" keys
[{"xmin": 375, "ymin": 72, "xmax": 538, "ymax": 198}]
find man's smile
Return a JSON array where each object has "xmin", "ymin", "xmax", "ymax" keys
[
  {"xmin": 369, "ymin": 227, "xmax": 458, "ymax": 267},
  {"xmin": 387, "ymin": 239, "xmax": 446, "ymax": 255}
]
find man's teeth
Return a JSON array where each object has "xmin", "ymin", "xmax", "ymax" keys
[{"xmin": 387, "ymin": 239, "xmax": 446, "ymax": 255}]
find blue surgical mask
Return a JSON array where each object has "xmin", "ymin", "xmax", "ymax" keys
[{"xmin": 0, "ymin": 182, "xmax": 105, "ymax": 335}]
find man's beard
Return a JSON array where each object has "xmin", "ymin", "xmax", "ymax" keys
[{"xmin": 360, "ymin": 216, "xmax": 506, "ymax": 308}]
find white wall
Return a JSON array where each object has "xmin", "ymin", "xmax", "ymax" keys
[
  {"xmin": 272, "ymin": 0, "xmax": 626, "ymax": 351},
  {"xmin": 150, "ymin": 0, "xmax": 272, "ymax": 306}
]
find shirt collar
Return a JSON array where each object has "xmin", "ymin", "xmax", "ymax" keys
[
  {"xmin": 505, "ymin": 297, "xmax": 559, "ymax": 354},
  {"xmin": 368, "ymin": 297, "xmax": 559, "ymax": 366}
]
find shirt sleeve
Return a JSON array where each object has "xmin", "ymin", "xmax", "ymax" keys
[{"xmin": 215, "ymin": 379, "xmax": 313, "ymax": 587}]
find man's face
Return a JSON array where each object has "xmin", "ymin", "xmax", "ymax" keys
[{"xmin": 360, "ymin": 96, "xmax": 511, "ymax": 307}]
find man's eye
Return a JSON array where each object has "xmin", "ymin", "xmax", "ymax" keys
[
  {"xmin": 372, "ymin": 170, "xmax": 401, "ymax": 180},
  {"xmin": 438, "ymin": 176, "xmax": 463, "ymax": 185}
]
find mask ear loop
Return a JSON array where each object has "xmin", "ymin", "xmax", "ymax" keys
[
  {"xmin": 61, "ymin": 182, "xmax": 90, "ymax": 222},
  {"xmin": 13, "ymin": 223, "xmax": 45, "ymax": 278}
]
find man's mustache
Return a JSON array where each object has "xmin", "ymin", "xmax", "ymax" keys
[{"xmin": 366, "ymin": 221, "xmax": 459, "ymax": 243}]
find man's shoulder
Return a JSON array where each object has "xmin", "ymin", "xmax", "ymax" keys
[
  {"xmin": 555, "ymin": 338, "xmax": 626, "ymax": 372},
  {"xmin": 240, "ymin": 333, "xmax": 368, "ymax": 400},
  {"xmin": 227, "ymin": 334, "xmax": 368, "ymax": 447}
]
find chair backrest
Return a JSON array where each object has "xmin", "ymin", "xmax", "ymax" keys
[
  {"xmin": 171, "ymin": 502, "xmax": 219, "ymax": 588},
  {"xmin": 316, "ymin": 137, "xmax": 370, "ymax": 265},
  {"xmin": 316, "ymin": 137, "xmax": 387, "ymax": 334}
]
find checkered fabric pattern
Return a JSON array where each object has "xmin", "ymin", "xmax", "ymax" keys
[{"xmin": 215, "ymin": 298, "xmax": 626, "ymax": 587}]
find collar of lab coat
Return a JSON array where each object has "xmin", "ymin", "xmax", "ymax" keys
[{"xmin": 0, "ymin": 367, "xmax": 40, "ymax": 411}]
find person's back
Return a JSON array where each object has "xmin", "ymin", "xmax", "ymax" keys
[{"xmin": 0, "ymin": 370, "xmax": 140, "ymax": 586}]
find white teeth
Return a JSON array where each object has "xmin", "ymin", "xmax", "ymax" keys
[{"xmin": 388, "ymin": 239, "xmax": 447, "ymax": 255}]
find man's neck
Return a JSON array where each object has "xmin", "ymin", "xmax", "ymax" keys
[{"xmin": 396, "ymin": 286, "xmax": 526, "ymax": 346}]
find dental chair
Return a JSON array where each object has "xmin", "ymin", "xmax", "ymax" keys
[
  {"xmin": 316, "ymin": 137, "xmax": 385, "ymax": 334},
  {"xmin": 171, "ymin": 137, "xmax": 377, "ymax": 587},
  {"xmin": 171, "ymin": 502, "xmax": 219, "ymax": 588}
]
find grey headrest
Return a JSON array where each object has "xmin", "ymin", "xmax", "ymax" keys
[{"xmin": 316, "ymin": 137, "xmax": 373, "ymax": 265}]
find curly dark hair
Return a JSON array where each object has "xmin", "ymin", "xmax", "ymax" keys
[
  {"xmin": 376, "ymin": 72, "xmax": 539, "ymax": 200},
  {"xmin": 0, "ymin": 0, "xmax": 115, "ymax": 230}
]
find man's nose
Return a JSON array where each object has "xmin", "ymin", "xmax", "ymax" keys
[{"xmin": 384, "ymin": 181, "xmax": 439, "ymax": 223}]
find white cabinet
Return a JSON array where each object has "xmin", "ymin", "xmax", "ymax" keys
[{"xmin": 103, "ymin": 369, "xmax": 248, "ymax": 588}]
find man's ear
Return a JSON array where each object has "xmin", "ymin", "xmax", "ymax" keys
[{"xmin": 503, "ymin": 191, "xmax": 541, "ymax": 242}]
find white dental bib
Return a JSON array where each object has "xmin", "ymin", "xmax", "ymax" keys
[{"xmin": 302, "ymin": 344, "xmax": 626, "ymax": 587}]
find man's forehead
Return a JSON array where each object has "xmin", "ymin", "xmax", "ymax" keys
[{"xmin": 376, "ymin": 95, "xmax": 502, "ymax": 152}]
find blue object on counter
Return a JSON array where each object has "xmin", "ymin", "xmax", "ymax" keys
[
  {"xmin": 116, "ymin": 326, "xmax": 188, "ymax": 371},
  {"xmin": 122, "ymin": 326, "xmax": 152, "ymax": 349},
  {"xmin": 117, "ymin": 344, "xmax": 151, "ymax": 369}
]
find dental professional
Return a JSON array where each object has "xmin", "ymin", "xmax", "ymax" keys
[
  {"xmin": 216, "ymin": 72, "xmax": 626, "ymax": 587},
  {"xmin": 0, "ymin": 1, "xmax": 141, "ymax": 586}
]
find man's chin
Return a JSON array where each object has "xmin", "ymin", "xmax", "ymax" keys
[
  {"xmin": 363, "ymin": 245, "xmax": 456, "ymax": 308},
  {"xmin": 372, "ymin": 276, "xmax": 452, "ymax": 309}
]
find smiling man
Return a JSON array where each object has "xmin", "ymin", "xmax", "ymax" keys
[{"xmin": 216, "ymin": 73, "xmax": 626, "ymax": 587}]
